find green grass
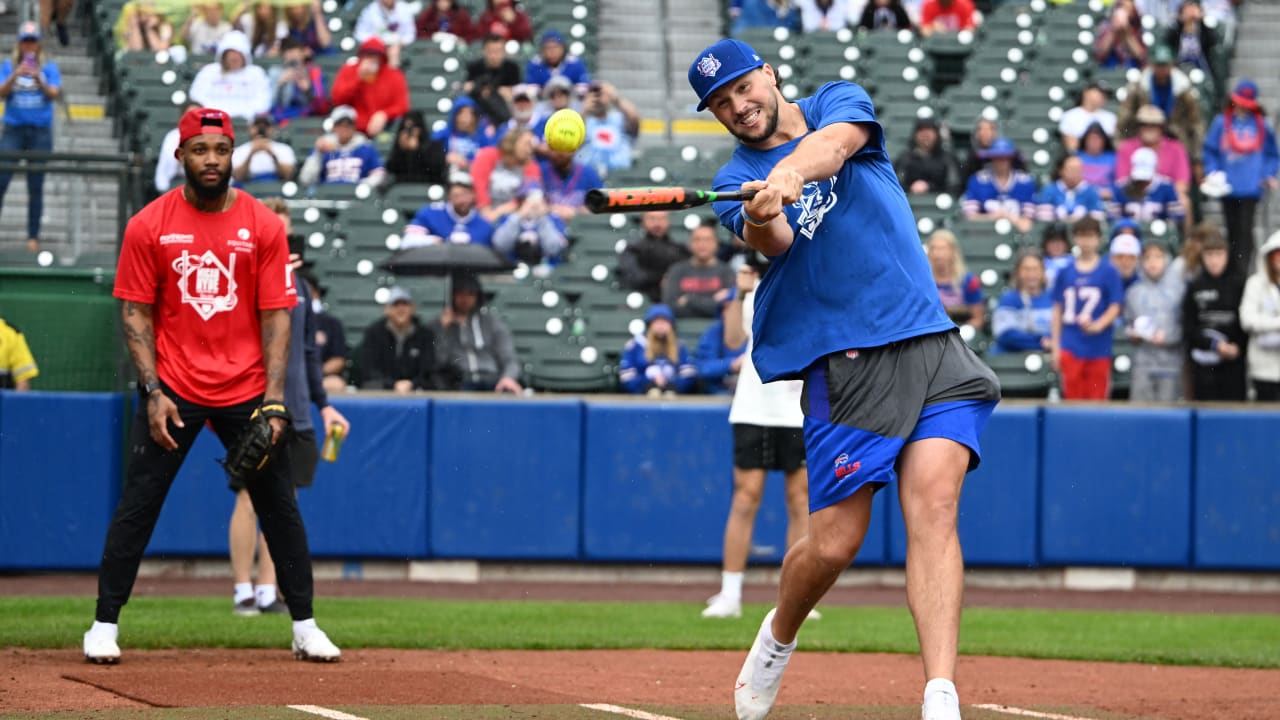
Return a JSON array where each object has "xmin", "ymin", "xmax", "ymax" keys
[{"xmin": 4, "ymin": 596, "xmax": 1279, "ymax": 669}]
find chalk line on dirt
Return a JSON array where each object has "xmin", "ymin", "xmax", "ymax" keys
[
  {"xmin": 974, "ymin": 704, "xmax": 1099, "ymax": 720},
  {"xmin": 287, "ymin": 704, "xmax": 371, "ymax": 720},
  {"xmin": 580, "ymin": 703, "xmax": 687, "ymax": 720}
]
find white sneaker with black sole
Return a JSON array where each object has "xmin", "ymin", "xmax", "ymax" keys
[
  {"xmin": 234, "ymin": 597, "xmax": 260, "ymax": 616},
  {"xmin": 735, "ymin": 608, "xmax": 794, "ymax": 720},
  {"xmin": 292, "ymin": 625, "xmax": 341, "ymax": 662},
  {"xmin": 83, "ymin": 622, "xmax": 121, "ymax": 664}
]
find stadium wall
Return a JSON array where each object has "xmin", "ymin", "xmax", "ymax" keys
[{"xmin": 1, "ymin": 393, "xmax": 1278, "ymax": 572}]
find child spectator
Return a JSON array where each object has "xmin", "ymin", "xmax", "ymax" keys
[
  {"xmin": 181, "ymin": 2, "xmax": 232, "ymax": 57},
  {"xmin": 297, "ymin": 105, "xmax": 386, "ymax": 187},
  {"xmin": 1036, "ymin": 154, "xmax": 1106, "ymax": 223},
  {"xmin": 1109, "ymin": 222, "xmax": 1142, "ymax": 290},
  {"xmin": 385, "ymin": 111, "xmax": 448, "ymax": 185},
  {"xmin": 1078, "ymin": 122, "xmax": 1118, "ymax": 200},
  {"xmin": 1052, "ymin": 216, "xmax": 1125, "ymax": 400},
  {"xmin": 619, "ymin": 304, "xmax": 698, "ymax": 396},
  {"xmin": 491, "ymin": 190, "xmax": 567, "ymax": 266},
  {"xmin": 662, "ymin": 222, "xmax": 736, "ymax": 319},
  {"xmin": 1125, "ymin": 242, "xmax": 1185, "ymax": 402},
  {"xmin": 402, "ymin": 172, "xmax": 495, "ymax": 247},
  {"xmin": 432, "ymin": 96, "xmax": 493, "ymax": 170},
  {"xmin": 1108, "ymin": 146, "xmax": 1184, "ymax": 223},
  {"xmin": 1041, "ymin": 222, "xmax": 1074, "ymax": 290},
  {"xmin": 187, "ymin": 30, "xmax": 271, "ymax": 121},
  {"xmin": 1202, "ymin": 80, "xmax": 1280, "ymax": 274},
  {"xmin": 1240, "ymin": 232, "xmax": 1280, "ymax": 401},
  {"xmin": 962, "ymin": 137, "xmax": 1036, "ymax": 234},
  {"xmin": 329, "ymin": 36, "xmax": 409, "ymax": 137},
  {"xmin": 416, "ymin": 0, "xmax": 476, "ymax": 42},
  {"xmin": 926, "ymin": 229, "xmax": 985, "ymax": 330},
  {"xmin": 694, "ymin": 314, "xmax": 747, "ymax": 395},
  {"xmin": 894, "ymin": 116, "xmax": 958, "ymax": 195},
  {"xmin": 1183, "ymin": 227, "xmax": 1247, "ymax": 400},
  {"xmin": 476, "ymin": 0, "xmax": 533, "ymax": 43},
  {"xmin": 525, "ymin": 30, "xmax": 589, "ymax": 96},
  {"xmin": 992, "ymin": 252, "xmax": 1054, "ymax": 354},
  {"xmin": 269, "ymin": 38, "xmax": 330, "ymax": 124}
]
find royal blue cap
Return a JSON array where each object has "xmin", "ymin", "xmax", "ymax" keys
[
  {"xmin": 688, "ymin": 39, "xmax": 765, "ymax": 112},
  {"xmin": 645, "ymin": 304, "xmax": 676, "ymax": 326},
  {"xmin": 978, "ymin": 137, "xmax": 1018, "ymax": 159},
  {"xmin": 541, "ymin": 30, "xmax": 564, "ymax": 46}
]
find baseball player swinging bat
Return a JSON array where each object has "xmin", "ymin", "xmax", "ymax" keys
[{"xmin": 585, "ymin": 187, "xmax": 758, "ymax": 214}]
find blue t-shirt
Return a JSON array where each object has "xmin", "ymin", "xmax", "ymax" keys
[
  {"xmin": 1, "ymin": 58, "xmax": 60, "ymax": 127},
  {"xmin": 406, "ymin": 202, "xmax": 495, "ymax": 246},
  {"xmin": 315, "ymin": 143, "xmax": 383, "ymax": 184},
  {"xmin": 963, "ymin": 168, "xmax": 1038, "ymax": 218},
  {"xmin": 712, "ymin": 81, "xmax": 954, "ymax": 382},
  {"xmin": 537, "ymin": 157, "xmax": 603, "ymax": 209},
  {"xmin": 525, "ymin": 55, "xmax": 591, "ymax": 89},
  {"xmin": 1052, "ymin": 260, "xmax": 1124, "ymax": 360},
  {"xmin": 991, "ymin": 288, "xmax": 1054, "ymax": 353}
]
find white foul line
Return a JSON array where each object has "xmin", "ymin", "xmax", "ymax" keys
[
  {"xmin": 287, "ymin": 705, "xmax": 371, "ymax": 720},
  {"xmin": 974, "ymin": 704, "xmax": 1098, "ymax": 720},
  {"xmin": 580, "ymin": 703, "xmax": 687, "ymax": 720}
]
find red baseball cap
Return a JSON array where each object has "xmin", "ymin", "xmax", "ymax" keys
[{"xmin": 176, "ymin": 107, "xmax": 235, "ymax": 157}]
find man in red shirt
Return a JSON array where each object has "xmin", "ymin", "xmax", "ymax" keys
[
  {"xmin": 920, "ymin": 0, "xmax": 978, "ymax": 37},
  {"xmin": 329, "ymin": 36, "xmax": 410, "ymax": 137},
  {"xmin": 83, "ymin": 107, "xmax": 340, "ymax": 665}
]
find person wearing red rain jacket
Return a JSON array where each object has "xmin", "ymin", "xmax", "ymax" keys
[{"xmin": 329, "ymin": 37, "xmax": 409, "ymax": 137}]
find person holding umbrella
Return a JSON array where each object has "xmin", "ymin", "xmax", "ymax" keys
[{"xmin": 429, "ymin": 273, "xmax": 523, "ymax": 393}]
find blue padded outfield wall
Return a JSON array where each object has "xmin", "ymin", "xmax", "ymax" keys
[{"xmin": 1, "ymin": 394, "xmax": 1279, "ymax": 571}]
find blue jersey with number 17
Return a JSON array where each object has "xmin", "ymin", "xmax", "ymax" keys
[
  {"xmin": 1051, "ymin": 261, "xmax": 1124, "ymax": 359},
  {"xmin": 711, "ymin": 81, "xmax": 954, "ymax": 383}
]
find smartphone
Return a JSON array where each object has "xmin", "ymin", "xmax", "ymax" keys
[{"xmin": 288, "ymin": 233, "xmax": 306, "ymax": 262}]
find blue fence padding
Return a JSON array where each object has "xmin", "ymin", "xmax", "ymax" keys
[
  {"xmin": 1040, "ymin": 407, "xmax": 1193, "ymax": 567},
  {"xmin": 581, "ymin": 402, "xmax": 734, "ymax": 562},
  {"xmin": 0, "ymin": 392, "xmax": 123, "ymax": 569},
  {"xmin": 429, "ymin": 398, "xmax": 581, "ymax": 559},
  {"xmin": 886, "ymin": 406, "xmax": 1041, "ymax": 566},
  {"xmin": 147, "ymin": 426, "xmax": 239, "ymax": 555},
  {"xmin": 303, "ymin": 398, "xmax": 430, "ymax": 558},
  {"xmin": 1193, "ymin": 409, "xmax": 1280, "ymax": 570}
]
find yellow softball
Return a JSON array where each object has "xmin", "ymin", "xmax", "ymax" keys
[{"xmin": 544, "ymin": 108, "xmax": 587, "ymax": 153}]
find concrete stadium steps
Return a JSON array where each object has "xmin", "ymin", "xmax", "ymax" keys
[{"xmin": 1228, "ymin": 2, "xmax": 1280, "ymax": 238}]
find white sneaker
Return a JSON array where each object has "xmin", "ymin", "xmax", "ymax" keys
[
  {"xmin": 807, "ymin": 607, "xmax": 822, "ymax": 620},
  {"xmin": 921, "ymin": 687, "xmax": 962, "ymax": 720},
  {"xmin": 735, "ymin": 608, "xmax": 793, "ymax": 720},
  {"xmin": 83, "ymin": 623, "xmax": 120, "ymax": 664},
  {"xmin": 702, "ymin": 594, "xmax": 742, "ymax": 618},
  {"xmin": 292, "ymin": 625, "xmax": 341, "ymax": 662},
  {"xmin": 706, "ymin": 592, "xmax": 721, "ymax": 605}
]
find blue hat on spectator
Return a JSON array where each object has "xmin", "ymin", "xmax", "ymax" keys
[
  {"xmin": 540, "ymin": 30, "xmax": 565, "ymax": 46},
  {"xmin": 689, "ymin": 39, "xmax": 765, "ymax": 112},
  {"xmin": 978, "ymin": 137, "xmax": 1018, "ymax": 160},
  {"xmin": 645, "ymin": 304, "xmax": 676, "ymax": 326},
  {"xmin": 1110, "ymin": 217, "xmax": 1142, "ymax": 240}
]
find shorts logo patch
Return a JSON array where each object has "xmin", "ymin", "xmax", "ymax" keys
[{"xmin": 834, "ymin": 453, "xmax": 861, "ymax": 479}]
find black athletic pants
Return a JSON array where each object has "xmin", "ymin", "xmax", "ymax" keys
[{"xmin": 96, "ymin": 387, "xmax": 315, "ymax": 622}]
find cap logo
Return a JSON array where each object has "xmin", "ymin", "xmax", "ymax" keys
[{"xmin": 697, "ymin": 54, "xmax": 721, "ymax": 78}]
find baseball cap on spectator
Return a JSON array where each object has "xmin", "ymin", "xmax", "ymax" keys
[
  {"xmin": 540, "ymin": 30, "xmax": 565, "ymax": 47},
  {"xmin": 1135, "ymin": 104, "xmax": 1166, "ymax": 126},
  {"xmin": 512, "ymin": 84, "xmax": 537, "ymax": 102},
  {"xmin": 1231, "ymin": 79, "xmax": 1261, "ymax": 111},
  {"xmin": 1109, "ymin": 233, "xmax": 1141, "ymax": 257},
  {"xmin": 329, "ymin": 105, "xmax": 358, "ymax": 125},
  {"xmin": 448, "ymin": 170, "xmax": 474, "ymax": 188},
  {"xmin": 645, "ymin": 303, "xmax": 676, "ymax": 326},
  {"xmin": 385, "ymin": 286, "xmax": 413, "ymax": 305},
  {"xmin": 177, "ymin": 107, "xmax": 235, "ymax": 156},
  {"xmin": 978, "ymin": 137, "xmax": 1018, "ymax": 160},
  {"xmin": 1130, "ymin": 147, "xmax": 1158, "ymax": 181},
  {"xmin": 688, "ymin": 38, "xmax": 766, "ymax": 112},
  {"xmin": 543, "ymin": 75, "xmax": 573, "ymax": 99},
  {"xmin": 17, "ymin": 21, "xmax": 40, "ymax": 41},
  {"xmin": 1149, "ymin": 45, "xmax": 1175, "ymax": 65}
]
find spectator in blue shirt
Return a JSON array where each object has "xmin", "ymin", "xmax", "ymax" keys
[
  {"xmin": 577, "ymin": 81, "xmax": 640, "ymax": 178},
  {"xmin": 731, "ymin": 0, "xmax": 802, "ymax": 36},
  {"xmin": 524, "ymin": 30, "xmax": 590, "ymax": 96},
  {"xmin": 962, "ymin": 137, "xmax": 1037, "ymax": 234},
  {"xmin": 1107, "ymin": 146, "xmax": 1184, "ymax": 223},
  {"xmin": 538, "ymin": 148, "xmax": 603, "ymax": 221},
  {"xmin": 694, "ymin": 314, "xmax": 747, "ymax": 395},
  {"xmin": 431, "ymin": 95, "xmax": 494, "ymax": 171},
  {"xmin": 619, "ymin": 304, "xmax": 698, "ymax": 396},
  {"xmin": 1035, "ymin": 154, "xmax": 1106, "ymax": 223},
  {"xmin": 402, "ymin": 171, "xmax": 495, "ymax": 247},
  {"xmin": 0, "ymin": 22, "xmax": 61, "ymax": 253},
  {"xmin": 297, "ymin": 105, "xmax": 386, "ymax": 186},
  {"xmin": 992, "ymin": 252, "xmax": 1054, "ymax": 354}
]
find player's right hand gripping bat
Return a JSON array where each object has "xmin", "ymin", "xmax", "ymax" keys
[{"xmin": 585, "ymin": 187, "xmax": 758, "ymax": 214}]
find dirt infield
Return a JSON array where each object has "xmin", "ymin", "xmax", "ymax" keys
[{"xmin": 3, "ymin": 576, "xmax": 1279, "ymax": 719}]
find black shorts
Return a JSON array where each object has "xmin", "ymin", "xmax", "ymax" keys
[
  {"xmin": 229, "ymin": 428, "xmax": 319, "ymax": 492},
  {"xmin": 732, "ymin": 423, "xmax": 807, "ymax": 473}
]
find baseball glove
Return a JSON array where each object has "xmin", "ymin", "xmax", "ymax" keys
[{"xmin": 220, "ymin": 400, "xmax": 292, "ymax": 484}]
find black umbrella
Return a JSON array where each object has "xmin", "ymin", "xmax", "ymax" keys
[{"xmin": 380, "ymin": 243, "xmax": 515, "ymax": 276}]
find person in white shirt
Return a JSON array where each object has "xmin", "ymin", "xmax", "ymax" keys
[
  {"xmin": 1058, "ymin": 80, "xmax": 1118, "ymax": 153},
  {"xmin": 703, "ymin": 259, "xmax": 812, "ymax": 620},
  {"xmin": 354, "ymin": 0, "xmax": 416, "ymax": 68},
  {"xmin": 187, "ymin": 30, "xmax": 272, "ymax": 121},
  {"xmin": 232, "ymin": 115, "xmax": 298, "ymax": 183},
  {"xmin": 154, "ymin": 101, "xmax": 201, "ymax": 194}
]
